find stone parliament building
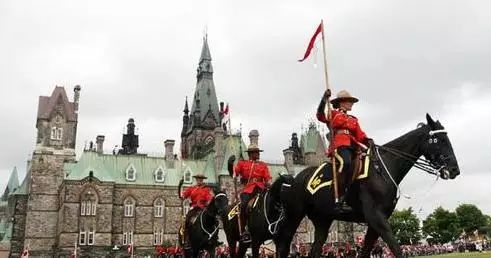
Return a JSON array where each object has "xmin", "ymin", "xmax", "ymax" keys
[{"xmin": 0, "ymin": 38, "xmax": 363, "ymax": 257}]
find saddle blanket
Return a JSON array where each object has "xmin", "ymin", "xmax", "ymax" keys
[{"xmin": 306, "ymin": 148, "xmax": 371, "ymax": 195}]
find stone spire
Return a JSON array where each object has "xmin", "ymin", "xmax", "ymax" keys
[
  {"xmin": 181, "ymin": 97, "xmax": 190, "ymax": 138},
  {"xmin": 197, "ymin": 35, "xmax": 213, "ymax": 80},
  {"xmin": 188, "ymin": 36, "xmax": 220, "ymax": 132}
]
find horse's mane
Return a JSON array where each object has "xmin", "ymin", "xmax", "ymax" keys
[{"xmin": 382, "ymin": 123, "xmax": 429, "ymax": 150}]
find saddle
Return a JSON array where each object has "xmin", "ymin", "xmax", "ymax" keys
[{"xmin": 306, "ymin": 146, "xmax": 372, "ymax": 195}]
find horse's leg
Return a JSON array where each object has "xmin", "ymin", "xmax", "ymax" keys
[
  {"xmin": 251, "ymin": 240, "xmax": 261, "ymax": 258},
  {"xmin": 358, "ymin": 226, "xmax": 379, "ymax": 258},
  {"xmin": 361, "ymin": 199, "xmax": 402, "ymax": 257},
  {"xmin": 310, "ymin": 219, "xmax": 333, "ymax": 258},
  {"xmin": 274, "ymin": 215, "xmax": 303, "ymax": 258},
  {"xmin": 237, "ymin": 242, "xmax": 249, "ymax": 258}
]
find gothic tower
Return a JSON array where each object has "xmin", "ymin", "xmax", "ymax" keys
[
  {"xmin": 181, "ymin": 36, "xmax": 221, "ymax": 159},
  {"xmin": 24, "ymin": 86, "xmax": 80, "ymax": 256}
]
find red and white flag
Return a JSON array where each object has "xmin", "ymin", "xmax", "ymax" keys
[
  {"xmin": 127, "ymin": 243, "xmax": 133, "ymax": 254},
  {"xmin": 220, "ymin": 103, "xmax": 231, "ymax": 131},
  {"xmin": 298, "ymin": 21, "xmax": 323, "ymax": 62},
  {"xmin": 20, "ymin": 248, "xmax": 29, "ymax": 258}
]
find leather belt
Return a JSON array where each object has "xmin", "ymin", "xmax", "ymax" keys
[
  {"xmin": 250, "ymin": 178, "xmax": 264, "ymax": 183},
  {"xmin": 336, "ymin": 129, "xmax": 350, "ymax": 135}
]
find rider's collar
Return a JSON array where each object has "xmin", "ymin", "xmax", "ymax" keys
[{"xmin": 337, "ymin": 108, "xmax": 348, "ymax": 113}]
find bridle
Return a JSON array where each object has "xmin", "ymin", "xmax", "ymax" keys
[
  {"xmin": 376, "ymin": 129, "xmax": 449, "ymax": 176},
  {"xmin": 374, "ymin": 129, "xmax": 449, "ymax": 199},
  {"xmin": 200, "ymin": 192, "xmax": 227, "ymax": 240}
]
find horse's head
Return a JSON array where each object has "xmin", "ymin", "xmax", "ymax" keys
[
  {"xmin": 421, "ymin": 114, "xmax": 460, "ymax": 179},
  {"xmin": 211, "ymin": 187, "xmax": 229, "ymax": 217}
]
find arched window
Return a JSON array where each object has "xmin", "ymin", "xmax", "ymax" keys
[
  {"xmin": 153, "ymin": 229, "xmax": 164, "ymax": 245},
  {"xmin": 126, "ymin": 164, "xmax": 136, "ymax": 181},
  {"xmin": 80, "ymin": 188, "xmax": 98, "ymax": 216},
  {"xmin": 184, "ymin": 168, "xmax": 192, "ymax": 184},
  {"xmin": 154, "ymin": 198, "xmax": 164, "ymax": 218},
  {"xmin": 50, "ymin": 127, "xmax": 63, "ymax": 140},
  {"xmin": 124, "ymin": 197, "xmax": 135, "ymax": 217},
  {"xmin": 155, "ymin": 167, "xmax": 165, "ymax": 183}
]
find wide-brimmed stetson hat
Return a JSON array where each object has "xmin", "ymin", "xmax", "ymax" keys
[
  {"xmin": 246, "ymin": 143, "xmax": 263, "ymax": 152},
  {"xmin": 193, "ymin": 173, "xmax": 207, "ymax": 179},
  {"xmin": 330, "ymin": 90, "xmax": 359, "ymax": 105}
]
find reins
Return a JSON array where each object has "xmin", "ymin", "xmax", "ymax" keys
[
  {"xmin": 262, "ymin": 191, "xmax": 284, "ymax": 235},
  {"xmin": 199, "ymin": 192, "xmax": 227, "ymax": 240}
]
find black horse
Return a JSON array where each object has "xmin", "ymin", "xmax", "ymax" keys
[
  {"xmin": 222, "ymin": 175, "xmax": 287, "ymax": 258},
  {"xmin": 180, "ymin": 188, "xmax": 229, "ymax": 258},
  {"xmin": 275, "ymin": 114, "xmax": 460, "ymax": 258}
]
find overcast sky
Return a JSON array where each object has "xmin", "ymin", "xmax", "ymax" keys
[{"xmin": 1, "ymin": 0, "xmax": 490, "ymax": 219}]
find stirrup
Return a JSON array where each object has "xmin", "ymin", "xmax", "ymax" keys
[
  {"xmin": 334, "ymin": 199, "xmax": 352, "ymax": 213},
  {"xmin": 240, "ymin": 232, "xmax": 251, "ymax": 243}
]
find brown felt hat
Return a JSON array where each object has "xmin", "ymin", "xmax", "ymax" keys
[
  {"xmin": 193, "ymin": 173, "xmax": 207, "ymax": 179},
  {"xmin": 246, "ymin": 143, "xmax": 263, "ymax": 152},
  {"xmin": 330, "ymin": 90, "xmax": 359, "ymax": 105}
]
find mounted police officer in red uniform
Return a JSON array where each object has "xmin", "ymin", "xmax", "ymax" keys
[
  {"xmin": 233, "ymin": 143, "xmax": 272, "ymax": 243},
  {"xmin": 180, "ymin": 173, "xmax": 213, "ymax": 248},
  {"xmin": 316, "ymin": 89, "xmax": 370, "ymax": 211}
]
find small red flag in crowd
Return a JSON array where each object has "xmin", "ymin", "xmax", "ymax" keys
[
  {"xmin": 298, "ymin": 21, "xmax": 323, "ymax": 62},
  {"xmin": 20, "ymin": 247, "xmax": 29, "ymax": 258}
]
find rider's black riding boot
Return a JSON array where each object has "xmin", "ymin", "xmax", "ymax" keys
[
  {"xmin": 239, "ymin": 214, "xmax": 251, "ymax": 243},
  {"xmin": 239, "ymin": 193, "xmax": 252, "ymax": 243},
  {"xmin": 334, "ymin": 147, "xmax": 354, "ymax": 213}
]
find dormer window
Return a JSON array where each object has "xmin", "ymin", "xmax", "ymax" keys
[
  {"xmin": 155, "ymin": 167, "xmax": 165, "ymax": 183},
  {"xmin": 184, "ymin": 168, "xmax": 192, "ymax": 184},
  {"xmin": 126, "ymin": 164, "xmax": 136, "ymax": 181},
  {"xmin": 50, "ymin": 127, "xmax": 63, "ymax": 140}
]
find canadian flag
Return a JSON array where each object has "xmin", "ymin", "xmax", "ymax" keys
[
  {"xmin": 127, "ymin": 243, "xmax": 133, "ymax": 254},
  {"xmin": 220, "ymin": 103, "xmax": 230, "ymax": 130},
  {"xmin": 20, "ymin": 248, "xmax": 29, "ymax": 258}
]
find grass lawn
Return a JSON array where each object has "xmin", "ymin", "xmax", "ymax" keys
[{"xmin": 418, "ymin": 252, "xmax": 491, "ymax": 258}]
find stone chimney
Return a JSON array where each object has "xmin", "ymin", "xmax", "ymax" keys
[
  {"xmin": 164, "ymin": 140, "xmax": 175, "ymax": 160},
  {"xmin": 248, "ymin": 130, "xmax": 259, "ymax": 146},
  {"xmin": 283, "ymin": 148, "xmax": 294, "ymax": 174},
  {"xmin": 73, "ymin": 85, "xmax": 81, "ymax": 114},
  {"xmin": 214, "ymin": 127, "xmax": 225, "ymax": 175},
  {"xmin": 96, "ymin": 135, "xmax": 105, "ymax": 154}
]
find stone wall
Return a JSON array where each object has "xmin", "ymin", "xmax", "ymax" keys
[{"xmin": 9, "ymin": 195, "xmax": 27, "ymax": 258}]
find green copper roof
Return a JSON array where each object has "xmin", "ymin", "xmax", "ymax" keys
[
  {"xmin": 64, "ymin": 151, "xmax": 218, "ymax": 186},
  {"xmin": 1, "ymin": 167, "xmax": 19, "ymax": 201},
  {"xmin": 301, "ymin": 124, "xmax": 326, "ymax": 154},
  {"xmin": 0, "ymin": 222, "xmax": 12, "ymax": 243}
]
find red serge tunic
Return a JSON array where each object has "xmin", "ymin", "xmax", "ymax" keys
[
  {"xmin": 234, "ymin": 160, "xmax": 272, "ymax": 194},
  {"xmin": 182, "ymin": 185, "xmax": 212, "ymax": 209},
  {"xmin": 317, "ymin": 109, "xmax": 367, "ymax": 154}
]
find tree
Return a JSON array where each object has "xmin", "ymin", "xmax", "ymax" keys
[
  {"xmin": 389, "ymin": 207, "xmax": 422, "ymax": 245},
  {"xmin": 482, "ymin": 215, "xmax": 491, "ymax": 236},
  {"xmin": 455, "ymin": 204, "xmax": 487, "ymax": 234},
  {"xmin": 422, "ymin": 207, "xmax": 460, "ymax": 244}
]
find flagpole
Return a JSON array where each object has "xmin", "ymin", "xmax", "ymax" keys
[
  {"xmin": 320, "ymin": 19, "xmax": 339, "ymax": 203},
  {"xmin": 131, "ymin": 240, "xmax": 134, "ymax": 258}
]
